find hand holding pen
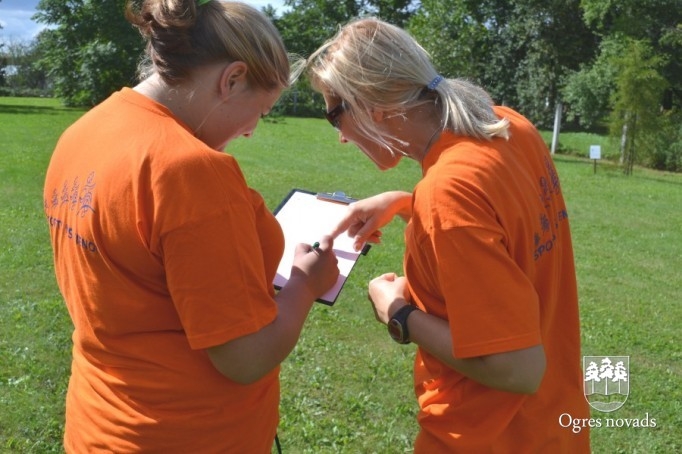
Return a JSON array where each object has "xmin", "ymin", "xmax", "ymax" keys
[{"xmin": 288, "ymin": 235, "xmax": 339, "ymax": 299}]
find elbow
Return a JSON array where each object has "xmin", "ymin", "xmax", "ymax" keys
[
  {"xmin": 209, "ymin": 357, "xmax": 272, "ymax": 385},
  {"xmin": 512, "ymin": 370, "xmax": 544, "ymax": 395},
  {"xmin": 485, "ymin": 345, "xmax": 547, "ymax": 394},
  {"xmin": 526, "ymin": 372, "xmax": 545, "ymax": 394},
  {"xmin": 509, "ymin": 353, "xmax": 546, "ymax": 395},
  {"xmin": 206, "ymin": 346, "xmax": 271, "ymax": 385},
  {"xmin": 528, "ymin": 360, "xmax": 546, "ymax": 393},
  {"xmin": 497, "ymin": 363, "xmax": 545, "ymax": 395}
]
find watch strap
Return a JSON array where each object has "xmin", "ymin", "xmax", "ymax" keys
[{"xmin": 388, "ymin": 304, "xmax": 419, "ymax": 344}]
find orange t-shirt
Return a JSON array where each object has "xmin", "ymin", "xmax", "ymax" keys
[
  {"xmin": 43, "ymin": 88, "xmax": 283, "ymax": 453},
  {"xmin": 405, "ymin": 106, "xmax": 590, "ymax": 452}
]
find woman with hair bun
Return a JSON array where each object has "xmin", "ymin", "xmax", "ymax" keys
[
  {"xmin": 43, "ymin": 1, "xmax": 338, "ymax": 452},
  {"xmin": 308, "ymin": 17, "xmax": 590, "ymax": 452}
]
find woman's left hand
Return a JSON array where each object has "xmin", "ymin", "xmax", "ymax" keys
[{"xmin": 367, "ymin": 273, "xmax": 410, "ymax": 324}]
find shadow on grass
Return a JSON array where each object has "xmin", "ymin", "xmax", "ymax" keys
[
  {"xmin": 553, "ymin": 154, "xmax": 589, "ymax": 166},
  {"xmin": 554, "ymin": 154, "xmax": 682, "ymax": 185},
  {"xmin": 638, "ymin": 172, "xmax": 682, "ymax": 186},
  {"xmin": 0, "ymin": 103, "xmax": 81, "ymax": 115}
]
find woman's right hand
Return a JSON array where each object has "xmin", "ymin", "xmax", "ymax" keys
[
  {"xmin": 208, "ymin": 235, "xmax": 338, "ymax": 384},
  {"xmin": 330, "ymin": 191, "xmax": 413, "ymax": 251},
  {"xmin": 287, "ymin": 235, "xmax": 339, "ymax": 299}
]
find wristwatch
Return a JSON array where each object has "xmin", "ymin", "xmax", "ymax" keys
[{"xmin": 388, "ymin": 305, "xmax": 420, "ymax": 344}]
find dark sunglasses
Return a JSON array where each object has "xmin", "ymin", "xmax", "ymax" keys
[{"xmin": 324, "ymin": 102, "xmax": 345, "ymax": 130}]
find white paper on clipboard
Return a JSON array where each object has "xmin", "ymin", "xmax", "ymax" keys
[{"xmin": 273, "ymin": 189, "xmax": 367, "ymax": 305}]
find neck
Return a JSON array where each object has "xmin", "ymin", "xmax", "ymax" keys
[
  {"xmin": 403, "ymin": 104, "xmax": 443, "ymax": 162},
  {"xmin": 420, "ymin": 126, "xmax": 442, "ymax": 162},
  {"xmin": 133, "ymin": 73, "xmax": 205, "ymax": 132}
]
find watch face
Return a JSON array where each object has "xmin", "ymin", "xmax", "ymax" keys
[{"xmin": 388, "ymin": 319, "xmax": 405, "ymax": 343}]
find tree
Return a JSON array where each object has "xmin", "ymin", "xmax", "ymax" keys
[
  {"xmin": 274, "ymin": 0, "xmax": 415, "ymax": 58},
  {"xmin": 609, "ymin": 37, "xmax": 668, "ymax": 175},
  {"xmin": 272, "ymin": 0, "xmax": 416, "ymax": 116},
  {"xmin": 0, "ymin": 0, "xmax": 5, "ymax": 89},
  {"xmin": 0, "ymin": 56, "xmax": 6, "ymax": 89},
  {"xmin": 268, "ymin": 0, "xmax": 352, "ymax": 116},
  {"xmin": 511, "ymin": 0, "xmax": 599, "ymax": 129},
  {"xmin": 599, "ymin": 357, "xmax": 614, "ymax": 394},
  {"xmin": 0, "ymin": 37, "xmax": 50, "ymax": 96},
  {"xmin": 584, "ymin": 361, "xmax": 600, "ymax": 394},
  {"xmin": 561, "ymin": 39, "xmax": 620, "ymax": 131},
  {"xmin": 574, "ymin": 0, "xmax": 682, "ymax": 172},
  {"xmin": 581, "ymin": 0, "xmax": 681, "ymax": 110},
  {"xmin": 408, "ymin": 0, "xmax": 598, "ymax": 129},
  {"xmin": 408, "ymin": 0, "xmax": 490, "ymax": 82},
  {"xmin": 613, "ymin": 361, "xmax": 628, "ymax": 394},
  {"xmin": 275, "ymin": 0, "xmax": 357, "ymax": 58},
  {"xmin": 34, "ymin": 0, "xmax": 144, "ymax": 106},
  {"xmin": 366, "ymin": 0, "xmax": 415, "ymax": 28}
]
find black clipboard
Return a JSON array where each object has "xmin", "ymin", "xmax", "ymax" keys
[{"xmin": 272, "ymin": 189, "xmax": 369, "ymax": 305}]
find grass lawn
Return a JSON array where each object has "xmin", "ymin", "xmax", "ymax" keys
[{"xmin": 1, "ymin": 97, "xmax": 680, "ymax": 453}]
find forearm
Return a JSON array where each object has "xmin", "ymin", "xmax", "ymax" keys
[
  {"xmin": 206, "ymin": 278, "xmax": 316, "ymax": 384},
  {"xmin": 407, "ymin": 309, "xmax": 546, "ymax": 394},
  {"xmin": 383, "ymin": 190, "xmax": 412, "ymax": 221}
]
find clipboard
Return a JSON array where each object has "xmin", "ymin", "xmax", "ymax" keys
[{"xmin": 273, "ymin": 189, "xmax": 369, "ymax": 305}]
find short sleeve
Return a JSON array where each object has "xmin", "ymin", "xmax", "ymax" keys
[
  {"xmin": 431, "ymin": 224, "xmax": 542, "ymax": 358},
  {"xmin": 152, "ymin": 151, "xmax": 277, "ymax": 350},
  {"xmin": 163, "ymin": 207, "xmax": 277, "ymax": 350}
]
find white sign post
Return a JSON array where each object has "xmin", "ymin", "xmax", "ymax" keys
[{"xmin": 589, "ymin": 145, "xmax": 601, "ymax": 174}]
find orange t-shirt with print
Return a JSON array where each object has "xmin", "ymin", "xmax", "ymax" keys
[
  {"xmin": 405, "ymin": 106, "xmax": 590, "ymax": 453},
  {"xmin": 44, "ymin": 88, "xmax": 283, "ymax": 453}
]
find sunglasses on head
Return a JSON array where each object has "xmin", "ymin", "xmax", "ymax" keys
[{"xmin": 325, "ymin": 102, "xmax": 345, "ymax": 130}]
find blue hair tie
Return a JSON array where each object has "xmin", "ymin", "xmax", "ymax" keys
[{"xmin": 427, "ymin": 75, "xmax": 444, "ymax": 91}]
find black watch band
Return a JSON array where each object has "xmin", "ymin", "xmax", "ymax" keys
[{"xmin": 388, "ymin": 305, "xmax": 419, "ymax": 344}]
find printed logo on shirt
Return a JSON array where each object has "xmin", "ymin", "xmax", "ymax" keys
[
  {"xmin": 533, "ymin": 157, "xmax": 569, "ymax": 261},
  {"xmin": 44, "ymin": 171, "xmax": 99, "ymax": 253}
]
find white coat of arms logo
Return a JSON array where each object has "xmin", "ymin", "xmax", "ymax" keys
[{"xmin": 583, "ymin": 356, "xmax": 630, "ymax": 412}]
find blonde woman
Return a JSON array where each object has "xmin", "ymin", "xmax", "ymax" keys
[
  {"xmin": 43, "ymin": 1, "xmax": 338, "ymax": 451},
  {"xmin": 308, "ymin": 17, "xmax": 590, "ymax": 452}
]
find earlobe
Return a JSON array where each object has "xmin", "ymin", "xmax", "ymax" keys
[{"xmin": 219, "ymin": 61, "xmax": 248, "ymax": 99}]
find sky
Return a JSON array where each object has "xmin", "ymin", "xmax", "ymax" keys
[{"xmin": 0, "ymin": 0, "xmax": 286, "ymax": 45}]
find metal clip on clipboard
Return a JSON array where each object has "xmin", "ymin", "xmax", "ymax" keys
[{"xmin": 316, "ymin": 191, "xmax": 356, "ymax": 205}]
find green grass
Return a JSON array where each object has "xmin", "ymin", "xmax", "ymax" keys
[
  {"xmin": 0, "ymin": 98, "xmax": 84, "ymax": 453},
  {"xmin": 1, "ymin": 97, "xmax": 680, "ymax": 453}
]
